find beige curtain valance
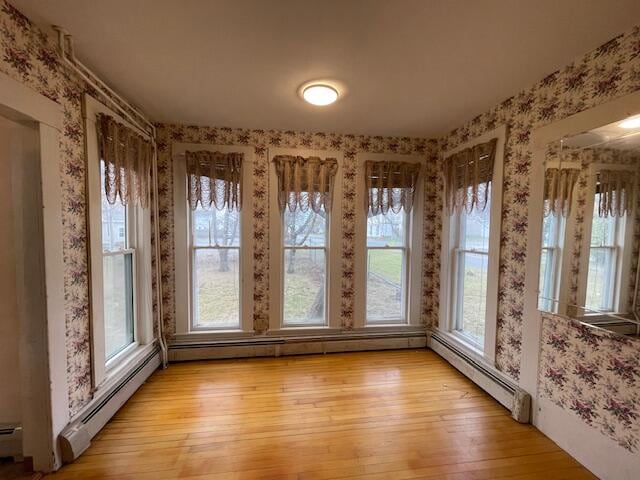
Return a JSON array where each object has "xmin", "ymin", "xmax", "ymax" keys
[
  {"xmin": 364, "ymin": 161, "xmax": 421, "ymax": 215},
  {"xmin": 543, "ymin": 167, "xmax": 581, "ymax": 217},
  {"xmin": 186, "ymin": 151, "xmax": 243, "ymax": 211},
  {"xmin": 273, "ymin": 155, "xmax": 338, "ymax": 213},
  {"xmin": 596, "ymin": 169, "xmax": 635, "ymax": 217},
  {"xmin": 96, "ymin": 113, "xmax": 152, "ymax": 208},
  {"xmin": 443, "ymin": 138, "xmax": 497, "ymax": 214}
]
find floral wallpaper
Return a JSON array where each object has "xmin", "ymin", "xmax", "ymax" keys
[
  {"xmin": 539, "ymin": 312, "xmax": 639, "ymax": 452},
  {"xmin": 440, "ymin": 25, "xmax": 640, "ymax": 381},
  {"xmin": 155, "ymin": 125, "xmax": 439, "ymax": 335}
]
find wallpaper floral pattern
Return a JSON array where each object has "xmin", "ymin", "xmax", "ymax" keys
[
  {"xmin": 539, "ymin": 313, "xmax": 640, "ymax": 452},
  {"xmin": 440, "ymin": 25, "xmax": 640, "ymax": 381},
  {"xmin": 155, "ymin": 125, "xmax": 438, "ymax": 334}
]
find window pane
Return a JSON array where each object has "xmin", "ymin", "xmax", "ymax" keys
[
  {"xmin": 538, "ymin": 248, "xmax": 554, "ymax": 311},
  {"xmin": 590, "ymin": 193, "xmax": 617, "ymax": 247},
  {"xmin": 103, "ymin": 253, "xmax": 134, "ymax": 359},
  {"xmin": 461, "ymin": 195, "xmax": 491, "ymax": 252},
  {"xmin": 193, "ymin": 248, "xmax": 240, "ymax": 328},
  {"xmin": 283, "ymin": 249, "xmax": 325, "ymax": 325},
  {"xmin": 366, "ymin": 249, "xmax": 405, "ymax": 321},
  {"xmin": 284, "ymin": 208, "xmax": 327, "ymax": 247},
  {"xmin": 101, "ymin": 161, "xmax": 127, "ymax": 252},
  {"xmin": 367, "ymin": 210, "xmax": 406, "ymax": 246},
  {"xmin": 585, "ymin": 248, "xmax": 614, "ymax": 311},
  {"xmin": 457, "ymin": 252, "xmax": 488, "ymax": 346},
  {"xmin": 192, "ymin": 205, "xmax": 240, "ymax": 247}
]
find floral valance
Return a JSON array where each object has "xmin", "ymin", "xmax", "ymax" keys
[
  {"xmin": 543, "ymin": 167, "xmax": 581, "ymax": 217},
  {"xmin": 443, "ymin": 138, "xmax": 497, "ymax": 214},
  {"xmin": 596, "ymin": 169, "xmax": 635, "ymax": 217},
  {"xmin": 364, "ymin": 161, "xmax": 421, "ymax": 215},
  {"xmin": 186, "ymin": 151, "xmax": 243, "ymax": 211},
  {"xmin": 273, "ymin": 155, "xmax": 338, "ymax": 213},
  {"xmin": 96, "ymin": 113, "xmax": 152, "ymax": 208}
]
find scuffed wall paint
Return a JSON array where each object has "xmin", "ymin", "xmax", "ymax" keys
[{"xmin": 155, "ymin": 125, "xmax": 439, "ymax": 334}]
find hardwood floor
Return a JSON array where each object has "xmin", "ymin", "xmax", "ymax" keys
[{"xmin": 46, "ymin": 350, "xmax": 595, "ymax": 479}]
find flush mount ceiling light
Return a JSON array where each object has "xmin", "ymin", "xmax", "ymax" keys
[
  {"xmin": 619, "ymin": 115, "xmax": 640, "ymax": 129},
  {"xmin": 302, "ymin": 84, "xmax": 339, "ymax": 106}
]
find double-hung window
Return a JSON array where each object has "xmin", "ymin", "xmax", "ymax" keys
[
  {"xmin": 173, "ymin": 145, "xmax": 254, "ymax": 335},
  {"xmin": 269, "ymin": 149, "xmax": 342, "ymax": 331},
  {"xmin": 100, "ymin": 162, "xmax": 136, "ymax": 359},
  {"xmin": 451, "ymin": 189, "xmax": 491, "ymax": 345},
  {"xmin": 440, "ymin": 127, "xmax": 505, "ymax": 359},
  {"xmin": 85, "ymin": 95, "xmax": 154, "ymax": 387},
  {"xmin": 585, "ymin": 190, "xmax": 625, "ymax": 312}
]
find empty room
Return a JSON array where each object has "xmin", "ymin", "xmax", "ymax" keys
[{"xmin": 1, "ymin": 0, "xmax": 640, "ymax": 479}]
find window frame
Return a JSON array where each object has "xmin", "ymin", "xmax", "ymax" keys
[
  {"xmin": 354, "ymin": 152, "xmax": 425, "ymax": 329},
  {"xmin": 439, "ymin": 126, "xmax": 506, "ymax": 362},
  {"xmin": 173, "ymin": 143, "xmax": 254, "ymax": 335},
  {"xmin": 538, "ymin": 212, "xmax": 566, "ymax": 312},
  {"xmin": 85, "ymin": 95, "xmax": 154, "ymax": 388},
  {"xmin": 268, "ymin": 148, "xmax": 343, "ymax": 332}
]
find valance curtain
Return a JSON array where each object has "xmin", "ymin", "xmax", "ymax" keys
[
  {"xmin": 96, "ymin": 113, "xmax": 152, "ymax": 208},
  {"xmin": 273, "ymin": 155, "xmax": 338, "ymax": 213},
  {"xmin": 543, "ymin": 167, "xmax": 581, "ymax": 217},
  {"xmin": 596, "ymin": 169, "xmax": 635, "ymax": 217},
  {"xmin": 443, "ymin": 138, "xmax": 497, "ymax": 214},
  {"xmin": 364, "ymin": 161, "xmax": 421, "ymax": 215},
  {"xmin": 185, "ymin": 151, "xmax": 243, "ymax": 211}
]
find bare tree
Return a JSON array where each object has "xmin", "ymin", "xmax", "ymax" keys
[{"xmin": 208, "ymin": 208, "xmax": 239, "ymax": 272}]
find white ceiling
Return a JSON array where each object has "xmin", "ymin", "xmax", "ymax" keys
[{"xmin": 14, "ymin": 0, "xmax": 640, "ymax": 138}]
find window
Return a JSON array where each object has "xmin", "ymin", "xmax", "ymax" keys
[
  {"xmin": 585, "ymin": 191, "xmax": 625, "ymax": 312},
  {"xmin": 451, "ymin": 187, "xmax": 491, "ymax": 346},
  {"xmin": 282, "ymin": 207, "xmax": 328, "ymax": 325},
  {"xmin": 191, "ymin": 204, "xmax": 241, "ymax": 329},
  {"xmin": 439, "ymin": 127, "xmax": 505, "ymax": 359},
  {"xmin": 538, "ymin": 213, "xmax": 565, "ymax": 312},
  {"xmin": 101, "ymin": 161, "xmax": 135, "ymax": 359},
  {"xmin": 85, "ymin": 95, "xmax": 154, "ymax": 387},
  {"xmin": 366, "ymin": 209, "xmax": 409, "ymax": 323},
  {"xmin": 173, "ymin": 144, "xmax": 254, "ymax": 335}
]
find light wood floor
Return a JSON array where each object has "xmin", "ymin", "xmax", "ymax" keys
[{"xmin": 46, "ymin": 350, "xmax": 595, "ymax": 479}]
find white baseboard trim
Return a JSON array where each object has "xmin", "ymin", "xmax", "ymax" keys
[
  {"xmin": 58, "ymin": 345, "xmax": 160, "ymax": 463},
  {"xmin": 428, "ymin": 330, "xmax": 530, "ymax": 422},
  {"xmin": 168, "ymin": 330, "xmax": 427, "ymax": 361},
  {"xmin": 536, "ymin": 398, "xmax": 639, "ymax": 479}
]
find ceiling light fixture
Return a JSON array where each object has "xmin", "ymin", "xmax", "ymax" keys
[
  {"xmin": 302, "ymin": 84, "xmax": 339, "ymax": 106},
  {"xmin": 619, "ymin": 115, "xmax": 640, "ymax": 129}
]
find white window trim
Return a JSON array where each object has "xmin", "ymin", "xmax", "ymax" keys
[
  {"xmin": 539, "ymin": 212, "xmax": 566, "ymax": 313},
  {"xmin": 173, "ymin": 143, "xmax": 255, "ymax": 334},
  {"xmin": 438, "ymin": 125, "xmax": 506, "ymax": 364},
  {"xmin": 353, "ymin": 152, "xmax": 425, "ymax": 328},
  {"xmin": 268, "ymin": 147, "xmax": 343, "ymax": 332},
  {"xmin": 85, "ymin": 94, "xmax": 154, "ymax": 389}
]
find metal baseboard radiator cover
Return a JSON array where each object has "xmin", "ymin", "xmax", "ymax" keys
[{"xmin": 429, "ymin": 332, "xmax": 531, "ymax": 423}]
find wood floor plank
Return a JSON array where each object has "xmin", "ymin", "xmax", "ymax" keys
[{"xmin": 45, "ymin": 350, "xmax": 595, "ymax": 479}]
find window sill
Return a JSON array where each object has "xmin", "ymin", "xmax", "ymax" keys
[
  {"xmin": 94, "ymin": 341, "xmax": 158, "ymax": 396},
  {"xmin": 433, "ymin": 329, "xmax": 493, "ymax": 367}
]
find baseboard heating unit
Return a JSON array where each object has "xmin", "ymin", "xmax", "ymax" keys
[
  {"xmin": 428, "ymin": 331, "xmax": 531, "ymax": 423},
  {"xmin": 58, "ymin": 345, "xmax": 161, "ymax": 463}
]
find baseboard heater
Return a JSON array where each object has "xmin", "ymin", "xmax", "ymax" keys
[
  {"xmin": 429, "ymin": 332, "xmax": 530, "ymax": 423},
  {"xmin": 0, "ymin": 424, "xmax": 22, "ymax": 461},
  {"xmin": 58, "ymin": 345, "xmax": 161, "ymax": 463},
  {"xmin": 169, "ymin": 330, "xmax": 427, "ymax": 361}
]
